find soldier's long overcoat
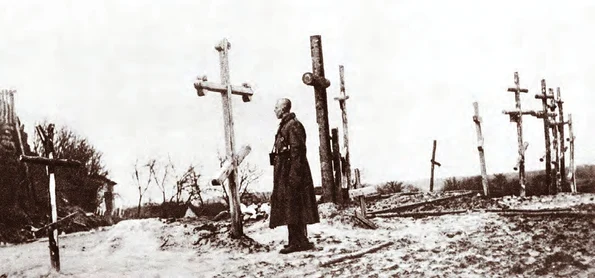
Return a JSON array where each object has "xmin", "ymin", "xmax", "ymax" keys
[{"xmin": 269, "ymin": 113, "xmax": 320, "ymax": 228}]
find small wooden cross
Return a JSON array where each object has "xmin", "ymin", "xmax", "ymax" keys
[
  {"xmin": 19, "ymin": 124, "xmax": 82, "ymax": 272},
  {"xmin": 349, "ymin": 169, "xmax": 377, "ymax": 229},
  {"xmin": 472, "ymin": 102, "xmax": 489, "ymax": 196},
  {"xmin": 429, "ymin": 140, "xmax": 441, "ymax": 192},
  {"xmin": 193, "ymin": 38, "xmax": 254, "ymax": 238}
]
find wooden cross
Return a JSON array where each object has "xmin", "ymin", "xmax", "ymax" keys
[
  {"xmin": 554, "ymin": 87, "xmax": 569, "ymax": 192},
  {"xmin": 333, "ymin": 65, "xmax": 352, "ymax": 191},
  {"xmin": 193, "ymin": 38, "xmax": 254, "ymax": 238},
  {"xmin": 19, "ymin": 124, "xmax": 82, "ymax": 272},
  {"xmin": 502, "ymin": 72, "xmax": 529, "ymax": 197},
  {"xmin": 547, "ymin": 89, "xmax": 561, "ymax": 193},
  {"xmin": 534, "ymin": 79, "xmax": 555, "ymax": 194},
  {"xmin": 472, "ymin": 102, "xmax": 489, "ymax": 196},
  {"xmin": 429, "ymin": 140, "xmax": 441, "ymax": 192},
  {"xmin": 567, "ymin": 114, "xmax": 576, "ymax": 192},
  {"xmin": 349, "ymin": 168, "xmax": 377, "ymax": 229},
  {"xmin": 302, "ymin": 35, "xmax": 335, "ymax": 203}
]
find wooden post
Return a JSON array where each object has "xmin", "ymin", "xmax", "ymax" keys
[
  {"xmin": 567, "ymin": 114, "xmax": 576, "ymax": 192},
  {"xmin": 555, "ymin": 87, "xmax": 568, "ymax": 192},
  {"xmin": 548, "ymin": 90, "xmax": 560, "ymax": 193},
  {"xmin": 472, "ymin": 102, "xmax": 489, "ymax": 196},
  {"xmin": 20, "ymin": 124, "xmax": 82, "ymax": 272},
  {"xmin": 503, "ymin": 72, "xmax": 529, "ymax": 197},
  {"xmin": 429, "ymin": 140, "xmax": 441, "ymax": 192},
  {"xmin": 534, "ymin": 80, "xmax": 554, "ymax": 193},
  {"xmin": 334, "ymin": 65, "xmax": 352, "ymax": 190},
  {"xmin": 193, "ymin": 38, "xmax": 255, "ymax": 238},
  {"xmin": 331, "ymin": 128, "xmax": 343, "ymax": 204},
  {"xmin": 302, "ymin": 35, "xmax": 335, "ymax": 203}
]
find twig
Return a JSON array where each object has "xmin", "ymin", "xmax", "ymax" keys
[
  {"xmin": 368, "ymin": 191, "xmax": 475, "ymax": 215},
  {"xmin": 319, "ymin": 241, "xmax": 394, "ymax": 267},
  {"xmin": 372, "ymin": 209, "xmax": 468, "ymax": 219},
  {"xmin": 495, "ymin": 211, "xmax": 595, "ymax": 217}
]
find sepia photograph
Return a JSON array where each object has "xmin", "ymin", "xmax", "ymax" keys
[{"xmin": 1, "ymin": 1, "xmax": 595, "ymax": 277}]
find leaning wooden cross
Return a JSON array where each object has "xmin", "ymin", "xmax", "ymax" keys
[
  {"xmin": 19, "ymin": 124, "xmax": 82, "ymax": 272},
  {"xmin": 472, "ymin": 102, "xmax": 489, "ymax": 196},
  {"xmin": 193, "ymin": 38, "xmax": 254, "ymax": 238},
  {"xmin": 348, "ymin": 169, "xmax": 377, "ymax": 229}
]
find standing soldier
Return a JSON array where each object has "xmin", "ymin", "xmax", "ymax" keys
[{"xmin": 269, "ymin": 98, "xmax": 320, "ymax": 254}]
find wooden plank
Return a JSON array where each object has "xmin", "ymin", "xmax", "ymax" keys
[
  {"xmin": 368, "ymin": 191, "xmax": 475, "ymax": 215},
  {"xmin": 349, "ymin": 185, "xmax": 377, "ymax": 199},
  {"xmin": 319, "ymin": 241, "xmax": 393, "ymax": 267},
  {"xmin": 211, "ymin": 145, "xmax": 251, "ymax": 185},
  {"xmin": 354, "ymin": 211, "xmax": 377, "ymax": 229},
  {"xmin": 372, "ymin": 210, "xmax": 468, "ymax": 219},
  {"xmin": 473, "ymin": 102, "xmax": 489, "ymax": 197},
  {"xmin": 19, "ymin": 155, "xmax": 83, "ymax": 167}
]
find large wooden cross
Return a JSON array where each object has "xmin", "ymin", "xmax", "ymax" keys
[
  {"xmin": 502, "ymin": 72, "xmax": 530, "ymax": 197},
  {"xmin": 429, "ymin": 140, "xmax": 441, "ymax": 192},
  {"xmin": 193, "ymin": 38, "xmax": 254, "ymax": 238},
  {"xmin": 19, "ymin": 124, "xmax": 82, "ymax": 272},
  {"xmin": 333, "ymin": 65, "xmax": 352, "ymax": 191},
  {"xmin": 302, "ymin": 35, "xmax": 335, "ymax": 203},
  {"xmin": 534, "ymin": 79, "xmax": 555, "ymax": 194},
  {"xmin": 472, "ymin": 102, "xmax": 489, "ymax": 196},
  {"xmin": 554, "ymin": 87, "xmax": 569, "ymax": 192},
  {"xmin": 547, "ymin": 89, "xmax": 561, "ymax": 193}
]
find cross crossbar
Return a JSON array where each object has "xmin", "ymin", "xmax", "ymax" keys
[
  {"xmin": 194, "ymin": 76, "xmax": 253, "ymax": 102},
  {"xmin": 19, "ymin": 155, "xmax": 83, "ymax": 167}
]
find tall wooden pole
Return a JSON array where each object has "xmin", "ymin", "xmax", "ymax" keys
[
  {"xmin": 505, "ymin": 72, "xmax": 529, "ymax": 197},
  {"xmin": 331, "ymin": 128, "xmax": 343, "ymax": 204},
  {"xmin": 334, "ymin": 65, "xmax": 352, "ymax": 190},
  {"xmin": 429, "ymin": 140, "xmax": 441, "ymax": 192},
  {"xmin": 548, "ymin": 90, "xmax": 560, "ymax": 193},
  {"xmin": 302, "ymin": 35, "xmax": 335, "ymax": 203},
  {"xmin": 535, "ymin": 80, "xmax": 553, "ymax": 194},
  {"xmin": 556, "ymin": 87, "xmax": 568, "ymax": 192},
  {"xmin": 472, "ymin": 102, "xmax": 489, "ymax": 196},
  {"xmin": 568, "ymin": 114, "xmax": 576, "ymax": 192}
]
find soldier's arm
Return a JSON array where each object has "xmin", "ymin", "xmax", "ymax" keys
[{"xmin": 287, "ymin": 121, "xmax": 306, "ymax": 158}]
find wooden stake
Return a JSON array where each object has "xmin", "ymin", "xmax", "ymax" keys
[
  {"xmin": 319, "ymin": 241, "xmax": 393, "ymax": 267},
  {"xmin": 334, "ymin": 65, "xmax": 352, "ymax": 190},
  {"xmin": 535, "ymin": 80, "xmax": 554, "ymax": 194},
  {"xmin": 429, "ymin": 140, "xmax": 441, "ymax": 192},
  {"xmin": 504, "ymin": 72, "xmax": 529, "ymax": 197},
  {"xmin": 568, "ymin": 114, "xmax": 576, "ymax": 192},
  {"xmin": 472, "ymin": 102, "xmax": 489, "ymax": 196},
  {"xmin": 302, "ymin": 35, "xmax": 335, "ymax": 203},
  {"xmin": 556, "ymin": 87, "xmax": 569, "ymax": 192},
  {"xmin": 193, "ymin": 38, "xmax": 255, "ymax": 238},
  {"xmin": 331, "ymin": 128, "xmax": 343, "ymax": 204}
]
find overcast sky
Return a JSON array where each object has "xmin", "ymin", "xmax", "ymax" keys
[{"xmin": 1, "ymin": 1, "xmax": 594, "ymax": 206}]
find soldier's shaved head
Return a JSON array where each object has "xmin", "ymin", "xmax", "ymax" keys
[{"xmin": 274, "ymin": 98, "xmax": 292, "ymax": 119}]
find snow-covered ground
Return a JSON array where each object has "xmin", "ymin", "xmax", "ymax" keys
[{"xmin": 2, "ymin": 193, "xmax": 595, "ymax": 277}]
